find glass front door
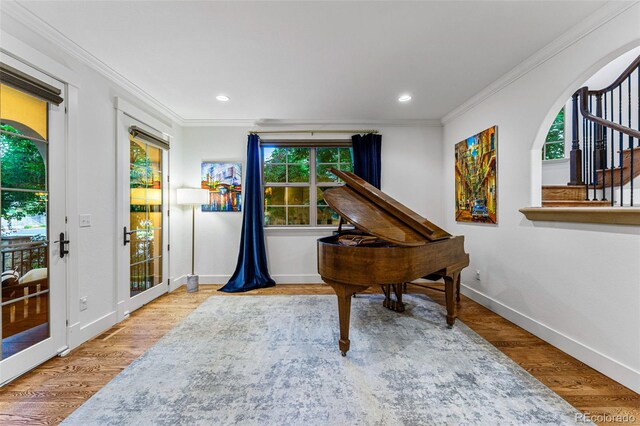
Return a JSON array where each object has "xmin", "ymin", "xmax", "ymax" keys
[
  {"xmin": 0, "ymin": 59, "xmax": 67, "ymax": 384},
  {"xmin": 129, "ymin": 137, "xmax": 163, "ymax": 297},
  {"xmin": 0, "ymin": 84, "xmax": 50, "ymax": 360}
]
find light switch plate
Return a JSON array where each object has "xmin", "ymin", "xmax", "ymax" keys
[{"xmin": 79, "ymin": 214, "xmax": 92, "ymax": 227}]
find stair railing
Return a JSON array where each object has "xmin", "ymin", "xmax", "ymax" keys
[{"xmin": 569, "ymin": 54, "xmax": 640, "ymax": 207}]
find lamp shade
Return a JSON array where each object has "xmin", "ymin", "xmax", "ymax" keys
[{"xmin": 177, "ymin": 188, "xmax": 209, "ymax": 205}]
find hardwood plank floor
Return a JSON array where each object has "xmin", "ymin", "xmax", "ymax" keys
[{"xmin": 0, "ymin": 284, "xmax": 638, "ymax": 425}]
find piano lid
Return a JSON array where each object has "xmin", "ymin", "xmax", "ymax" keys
[{"xmin": 323, "ymin": 169, "xmax": 451, "ymax": 246}]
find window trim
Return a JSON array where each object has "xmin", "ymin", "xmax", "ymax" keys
[
  {"xmin": 260, "ymin": 139, "xmax": 351, "ymax": 148},
  {"xmin": 261, "ymin": 140, "xmax": 352, "ymax": 228}
]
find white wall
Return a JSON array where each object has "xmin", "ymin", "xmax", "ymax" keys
[
  {"xmin": 541, "ymin": 158, "xmax": 570, "ymax": 185},
  {"xmin": 168, "ymin": 125, "xmax": 191, "ymax": 288},
  {"xmin": 1, "ymin": 19, "xmax": 185, "ymax": 349},
  {"xmin": 180, "ymin": 124, "xmax": 443, "ymax": 283},
  {"xmin": 443, "ymin": 5, "xmax": 640, "ymax": 393},
  {"xmin": 583, "ymin": 45, "xmax": 640, "ymax": 89}
]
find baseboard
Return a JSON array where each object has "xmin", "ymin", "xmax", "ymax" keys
[
  {"xmin": 170, "ymin": 275, "xmax": 187, "ymax": 292},
  {"xmin": 460, "ymin": 284, "xmax": 640, "ymax": 394},
  {"xmin": 199, "ymin": 275, "xmax": 231, "ymax": 284},
  {"xmin": 199, "ymin": 274, "xmax": 323, "ymax": 285},
  {"xmin": 272, "ymin": 274, "xmax": 323, "ymax": 284},
  {"xmin": 116, "ymin": 300, "xmax": 127, "ymax": 322},
  {"xmin": 67, "ymin": 310, "xmax": 117, "ymax": 350}
]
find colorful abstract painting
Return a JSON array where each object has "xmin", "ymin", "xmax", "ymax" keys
[
  {"xmin": 455, "ymin": 126, "xmax": 497, "ymax": 224},
  {"xmin": 201, "ymin": 162, "xmax": 242, "ymax": 212}
]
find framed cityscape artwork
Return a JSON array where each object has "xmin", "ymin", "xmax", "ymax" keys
[
  {"xmin": 454, "ymin": 126, "xmax": 497, "ymax": 224},
  {"xmin": 201, "ymin": 162, "xmax": 242, "ymax": 212}
]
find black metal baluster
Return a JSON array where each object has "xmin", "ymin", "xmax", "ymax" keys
[
  {"xmin": 611, "ymin": 89, "xmax": 616, "ymax": 206},
  {"xmin": 594, "ymin": 93, "xmax": 604, "ymax": 201},
  {"xmin": 592, "ymin": 119, "xmax": 596, "ymax": 198},
  {"xmin": 629, "ymin": 74, "xmax": 634, "ymax": 207},
  {"xmin": 587, "ymin": 95, "xmax": 595, "ymax": 200},
  {"xmin": 583, "ymin": 115, "xmax": 588, "ymax": 200},
  {"xmin": 602, "ymin": 92, "xmax": 608, "ymax": 201},
  {"xmin": 585, "ymin": 114, "xmax": 590, "ymax": 199},
  {"xmin": 619, "ymin": 84, "xmax": 624, "ymax": 206}
]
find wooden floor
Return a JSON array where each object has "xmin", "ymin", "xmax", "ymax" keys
[{"xmin": 0, "ymin": 284, "xmax": 638, "ymax": 425}]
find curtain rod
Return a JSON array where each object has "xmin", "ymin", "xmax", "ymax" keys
[
  {"xmin": 248, "ymin": 129, "xmax": 378, "ymax": 135},
  {"xmin": 130, "ymin": 125, "xmax": 170, "ymax": 150}
]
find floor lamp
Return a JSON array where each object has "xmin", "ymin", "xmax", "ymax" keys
[{"xmin": 176, "ymin": 188, "xmax": 209, "ymax": 292}]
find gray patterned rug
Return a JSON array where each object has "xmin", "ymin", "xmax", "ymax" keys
[{"xmin": 63, "ymin": 294, "xmax": 589, "ymax": 425}]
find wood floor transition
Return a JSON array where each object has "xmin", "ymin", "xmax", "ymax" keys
[{"xmin": 0, "ymin": 284, "xmax": 637, "ymax": 425}]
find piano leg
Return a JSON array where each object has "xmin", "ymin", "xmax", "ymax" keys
[
  {"xmin": 456, "ymin": 274, "xmax": 461, "ymax": 303},
  {"xmin": 326, "ymin": 281, "xmax": 370, "ymax": 356},
  {"xmin": 444, "ymin": 272, "xmax": 460, "ymax": 327},
  {"xmin": 381, "ymin": 284, "xmax": 405, "ymax": 312}
]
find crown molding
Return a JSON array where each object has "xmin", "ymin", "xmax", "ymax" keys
[
  {"xmin": 180, "ymin": 118, "xmax": 257, "ymax": 127},
  {"xmin": 252, "ymin": 118, "xmax": 442, "ymax": 127},
  {"xmin": 1, "ymin": 1, "xmax": 184, "ymax": 126},
  {"xmin": 441, "ymin": 1, "xmax": 638, "ymax": 125},
  {"xmin": 180, "ymin": 118, "xmax": 442, "ymax": 128}
]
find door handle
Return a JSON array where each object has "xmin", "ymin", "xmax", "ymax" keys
[
  {"xmin": 124, "ymin": 226, "xmax": 132, "ymax": 246},
  {"xmin": 54, "ymin": 232, "xmax": 70, "ymax": 258}
]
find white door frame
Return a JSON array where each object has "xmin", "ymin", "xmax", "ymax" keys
[
  {"xmin": 115, "ymin": 99, "xmax": 172, "ymax": 321},
  {"xmin": 0, "ymin": 54, "xmax": 68, "ymax": 384}
]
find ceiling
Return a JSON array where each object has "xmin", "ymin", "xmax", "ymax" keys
[{"xmin": 10, "ymin": 1, "xmax": 607, "ymax": 122}]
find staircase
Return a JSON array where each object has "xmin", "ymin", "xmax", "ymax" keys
[
  {"xmin": 546, "ymin": 53, "xmax": 640, "ymax": 208},
  {"xmin": 596, "ymin": 146, "xmax": 640, "ymax": 186},
  {"xmin": 542, "ymin": 185, "xmax": 610, "ymax": 207}
]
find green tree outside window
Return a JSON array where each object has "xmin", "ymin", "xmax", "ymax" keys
[
  {"xmin": 1, "ymin": 124, "xmax": 47, "ymax": 230},
  {"xmin": 543, "ymin": 108, "xmax": 565, "ymax": 160},
  {"xmin": 263, "ymin": 146, "xmax": 352, "ymax": 226}
]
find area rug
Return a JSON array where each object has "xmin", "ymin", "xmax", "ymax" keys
[{"xmin": 63, "ymin": 294, "xmax": 589, "ymax": 425}]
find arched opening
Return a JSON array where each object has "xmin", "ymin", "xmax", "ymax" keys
[{"xmin": 530, "ymin": 44, "xmax": 640, "ymax": 208}]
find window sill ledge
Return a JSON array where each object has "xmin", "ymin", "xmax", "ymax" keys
[
  {"xmin": 542, "ymin": 158, "xmax": 569, "ymax": 164},
  {"xmin": 519, "ymin": 207, "xmax": 640, "ymax": 225}
]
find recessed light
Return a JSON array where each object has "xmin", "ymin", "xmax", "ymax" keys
[
  {"xmin": 216, "ymin": 95, "xmax": 230, "ymax": 102},
  {"xmin": 398, "ymin": 94, "xmax": 412, "ymax": 102}
]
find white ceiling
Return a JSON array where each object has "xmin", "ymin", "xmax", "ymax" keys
[{"xmin": 12, "ymin": 1, "xmax": 606, "ymax": 122}]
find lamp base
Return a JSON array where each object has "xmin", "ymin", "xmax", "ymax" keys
[{"xmin": 186, "ymin": 274, "xmax": 199, "ymax": 293}]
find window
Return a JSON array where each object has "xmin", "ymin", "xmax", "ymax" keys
[
  {"xmin": 262, "ymin": 145, "xmax": 353, "ymax": 226},
  {"xmin": 542, "ymin": 107, "xmax": 565, "ymax": 160}
]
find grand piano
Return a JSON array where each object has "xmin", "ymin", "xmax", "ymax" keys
[{"xmin": 317, "ymin": 169, "xmax": 470, "ymax": 356}]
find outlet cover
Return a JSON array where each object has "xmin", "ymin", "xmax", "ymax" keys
[
  {"xmin": 79, "ymin": 214, "xmax": 92, "ymax": 227},
  {"xmin": 80, "ymin": 296, "xmax": 88, "ymax": 311}
]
